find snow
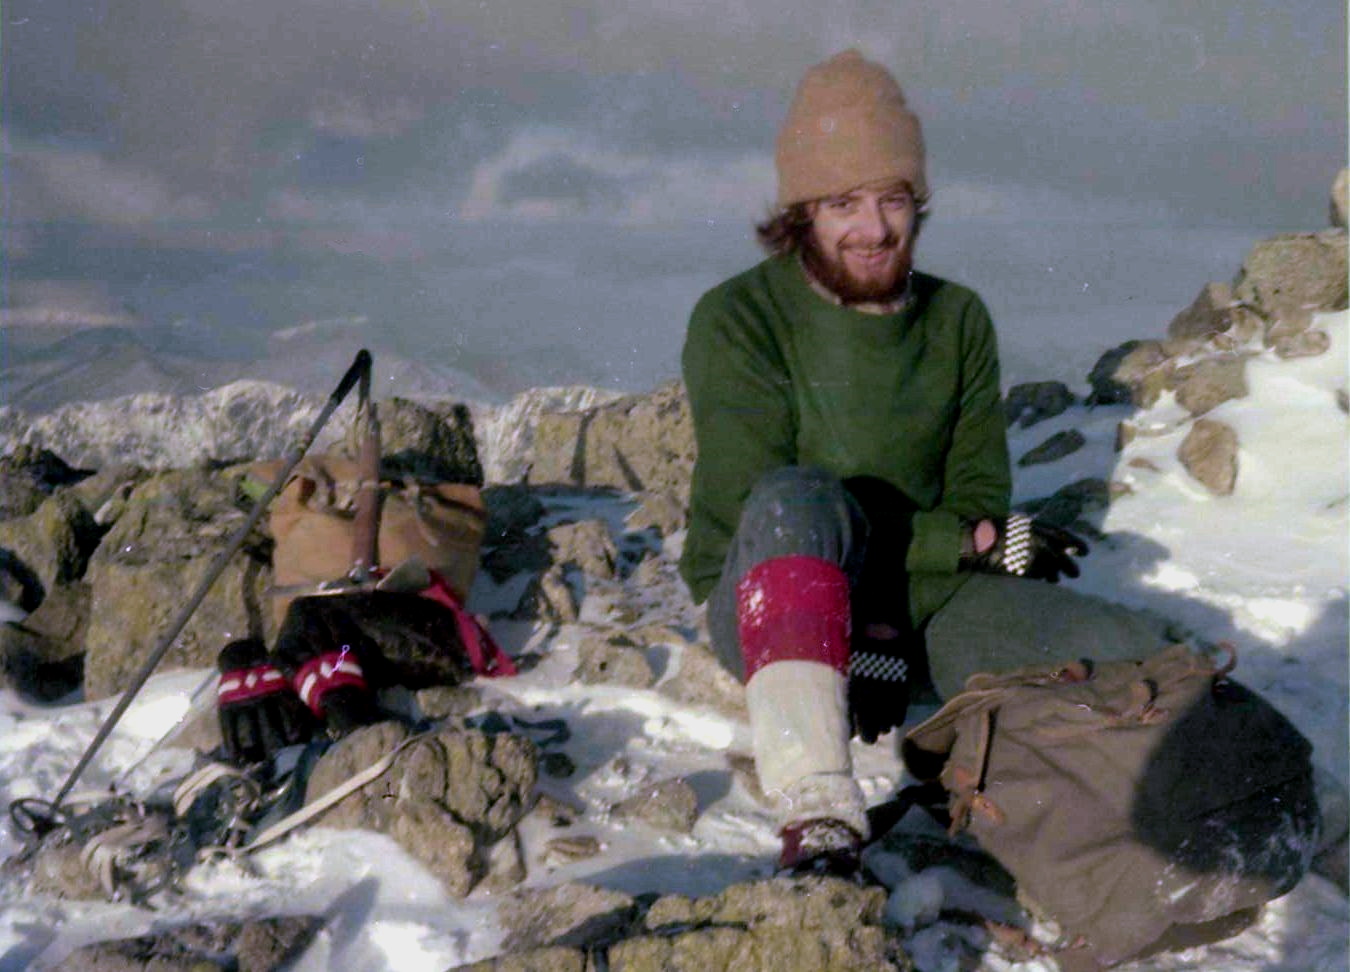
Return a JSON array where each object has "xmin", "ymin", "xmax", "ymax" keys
[{"xmin": 0, "ymin": 313, "xmax": 1345, "ymax": 971}]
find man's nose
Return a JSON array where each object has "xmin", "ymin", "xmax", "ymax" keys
[{"xmin": 853, "ymin": 202, "xmax": 891, "ymax": 244}]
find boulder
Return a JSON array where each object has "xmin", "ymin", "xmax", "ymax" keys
[
  {"xmin": 82, "ymin": 469, "xmax": 271, "ymax": 699},
  {"xmin": 614, "ymin": 876, "xmax": 901, "ymax": 972},
  {"xmin": 65, "ymin": 465, "xmax": 148, "ymax": 527},
  {"xmin": 49, "ymin": 916, "xmax": 323, "ymax": 972},
  {"xmin": 1016, "ymin": 429, "xmax": 1086, "ymax": 467},
  {"xmin": 499, "ymin": 882, "xmax": 639, "ymax": 953},
  {"xmin": 1018, "ymin": 477, "xmax": 1120, "ymax": 529},
  {"xmin": 513, "ymin": 565, "xmax": 581, "ymax": 622},
  {"xmin": 0, "ymin": 380, "xmax": 329, "ymax": 471},
  {"xmin": 1004, "ymin": 381, "xmax": 1076, "ymax": 429},
  {"xmin": 625, "ymin": 490, "xmax": 688, "ymax": 537},
  {"xmin": 0, "ymin": 581, "xmax": 88, "ymax": 701},
  {"xmin": 611, "ymin": 778, "xmax": 699, "ymax": 834},
  {"xmin": 1164, "ymin": 282, "xmax": 1261, "ymax": 351},
  {"xmin": 474, "ymin": 868, "xmax": 933, "ymax": 971},
  {"xmin": 1178, "ymin": 419, "xmax": 1239, "ymax": 495},
  {"xmin": 0, "ymin": 492, "xmax": 102, "ymax": 606},
  {"xmin": 0, "ymin": 446, "xmax": 89, "ymax": 520},
  {"xmin": 1169, "ymin": 356, "xmax": 1248, "ymax": 417},
  {"xmin": 1233, "ymin": 231, "xmax": 1349, "ymax": 330},
  {"xmin": 1333, "ymin": 168, "xmax": 1348, "ymax": 229},
  {"xmin": 575, "ymin": 632, "xmax": 656, "ymax": 688},
  {"xmin": 304, "ymin": 722, "xmax": 537, "ymax": 896},
  {"xmin": 1269, "ymin": 325, "xmax": 1332, "ymax": 360},
  {"xmin": 547, "ymin": 519, "xmax": 619, "ymax": 580},
  {"xmin": 483, "ymin": 484, "xmax": 547, "ymax": 546},
  {"xmin": 527, "ymin": 381, "xmax": 695, "ymax": 504},
  {"xmin": 344, "ymin": 396, "xmax": 483, "ymax": 486},
  {"xmin": 1086, "ymin": 340, "xmax": 1172, "ymax": 408},
  {"xmin": 657, "ymin": 641, "xmax": 747, "ymax": 721}
]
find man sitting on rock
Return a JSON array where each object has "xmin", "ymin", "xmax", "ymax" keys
[{"xmin": 679, "ymin": 49, "xmax": 1171, "ymax": 875}]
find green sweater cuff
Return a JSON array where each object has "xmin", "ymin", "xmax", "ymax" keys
[{"xmin": 908, "ymin": 509, "xmax": 963, "ymax": 575}]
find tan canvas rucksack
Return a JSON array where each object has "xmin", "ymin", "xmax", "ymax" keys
[{"xmin": 902, "ymin": 644, "xmax": 1320, "ymax": 969}]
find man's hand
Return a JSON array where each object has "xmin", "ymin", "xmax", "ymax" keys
[
  {"xmin": 848, "ymin": 624, "xmax": 912, "ymax": 743},
  {"xmin": 959, "ymin": 513, "xmax": 1087, "ymax": 583}
]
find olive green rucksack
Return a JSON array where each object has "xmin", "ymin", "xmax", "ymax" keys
[{"xmin": 902, "ymin": 644, "xmax": 1320, "ymax": 970}]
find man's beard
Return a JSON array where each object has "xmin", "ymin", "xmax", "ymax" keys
[{"xmin": 801, "ymin": 235, "xmax": 911, "ymax": 305}]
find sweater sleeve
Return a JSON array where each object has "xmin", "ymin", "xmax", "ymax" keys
[
  {"xmin": 679, "ymin": 286, "xmax": 796, "ymax": 603},
  {"xmin": 906, "ymin": 295, "xmax": 1012, "ymax": 575}
]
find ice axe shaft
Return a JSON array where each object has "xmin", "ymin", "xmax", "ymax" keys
[
  {"xmin": 48, "ymin": 350, "xmax": 374, "ymax": 814},
  {"xmin": 348, "ymin": 364, "xmax": 380, "ymax": 581}
]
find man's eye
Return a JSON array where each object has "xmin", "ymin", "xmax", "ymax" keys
[
  {"xmin": 881, "ymin": 195, "xmax": 913, "ymax": 210},
  {"xmin": 827, "ymin": 199, "xmax": 856, "ymax": 212}
]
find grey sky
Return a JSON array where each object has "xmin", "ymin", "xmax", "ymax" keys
[
  {"xmin": 4, "ymin": 0, "xmax": 1344, "ymax": 237},
  {"xmin": 1, "ymin": 0, "xmax": 1345, "ymax": 404}
]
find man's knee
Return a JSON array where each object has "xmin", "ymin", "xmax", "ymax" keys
[{"xmin": 736, "ymin": 466, "xmax": 856, "ymax": 563}]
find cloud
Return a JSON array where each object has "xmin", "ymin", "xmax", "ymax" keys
[
  {"xmin": 3, "ymin": 0, "xmax": 1341, "ymax": 236},
  {"xmin": 459, "ymin": 127, "xmax": 773, "ymax": 223},
  {"xmin": 6, "ymin": 130, "xmax": 214, "ymax": 226}
]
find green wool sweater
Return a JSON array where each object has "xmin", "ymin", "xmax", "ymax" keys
[{"xmin": 679, "ymin": 255, "xmax": 1012, "ymax": 628}]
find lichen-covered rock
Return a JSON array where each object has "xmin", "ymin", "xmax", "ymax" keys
[
  {"xmin": 547, "ymin": 519, "xmax": 618, "ymax": 580},
  {"xmin": 1016, "ymin": 429, "xmax": 1086, "ymax": 467},
  {"xmin": 618, "ymin": 876, "xmax": 906, "ymax": 972},
  {"xmin": 527, "ymin": 381, "xmax": 694, "ymax": 503},
  {"xmin": 0, "ymin": 446, "xmax": 88, "ymax": 520},
  {"xmin": 625, "ymin": 490, "xmax": 688, "ymax": 537},
  {"xmin": 1086, "ymin": 340, "xmax": 1172, "ymax": 407},
  {"xmin": 0, "ymin": 580, "xmax": 87, "ymax": 700},
  {"xmin": 343, "ymin": 396, "xmax": 482, "ymax": 486},
  {"xmin": 1234, "ymin": 230, "xmax": 1349, "ymax": 328},
  {"xmin": 1179, "ymin": 418, "xmax": 1239, "ymax": 495},
  {"xmin": 1271, "ymin": 326, "xmax": 1332, "ymax": 360},
  {"xmin": 575, "ymin": 633, "xmax": 655, "ymax": 688},
  {"xmin": 1165, "ymin": 282, "xmax": 1261, "ymax": 350},
  {"xmin": 0, "ymin": 491, "xmax": 102, "ymax": 601},
  {"xmin": 657, "ymin": 641, "xmax": 747, "ymax": 720},
  {"xmin": 611, "ymin": 778, "xmax": 699, "ymax": 834},
  {"xmin": 303, "ymin": 723, "xmax": 537, "ymax": 897},
  {"xmin": 454, "ymin": 946, "xmax": 591, "ymax": 972},
  {"xmin": 1169, "ymin": 356, "xmax": 1249, "ymax": 417},
  {"xmin": 500, "ymin": 882, "xmax": 639, "ymax": 952},
  {"xmin": 388, "ymin": 798, "xmax": 480, "ymax": 896},
  {"xmin": 81, "ymin": 468, "xmax": 271, "ymax": 699},
  {"xmin": 49, "ymin": 915, "xmax": 323, "ymax": 972},
  {"xmin": 66, "ymin": 465, "xmax": 148, "ymax": 527}
]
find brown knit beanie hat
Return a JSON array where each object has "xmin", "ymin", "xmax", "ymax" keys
[{"xmin": 775, "ymin": 49, "xmax": 928, "ymax": 207}]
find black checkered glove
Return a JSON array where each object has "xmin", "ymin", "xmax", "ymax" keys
[
  {"xmin": 959, "ymin": 514, "xmax": 1087, "ymax": 583},
  {"xmin": 848, "ymin": 642, "xmax": 912, "ymax": 743}
]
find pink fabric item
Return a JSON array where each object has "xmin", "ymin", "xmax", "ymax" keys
[
  {"xmin": 416, "ymin": 568, "xmax": 519, "ymax": 678},
  {"xmin": 736, "ymin": 554, "xmax": 851, "ymax": 680}
]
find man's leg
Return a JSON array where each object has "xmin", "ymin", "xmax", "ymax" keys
[
  {"xmin": 923, "ymin": 572, "xmax": 1175, "ymax": 699},
  {"xmin": 706, "ymin": 467, "xmax": 871, "ymax": 862}
]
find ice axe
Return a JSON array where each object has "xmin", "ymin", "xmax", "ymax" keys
[{"xmin": 12, "ymin": 350, "xmax": 375, "ymax": 840}]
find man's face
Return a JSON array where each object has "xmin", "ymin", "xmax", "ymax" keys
[{"xmin": 802, "ymin": 181, "xmax": 918, "ymax": 305}]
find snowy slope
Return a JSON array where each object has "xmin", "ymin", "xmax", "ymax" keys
[{"xmin": 0, "ymin": 314, "xmax": 1345, "ymax": 972}]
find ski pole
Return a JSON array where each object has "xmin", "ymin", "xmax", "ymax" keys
[{"xmin": 40, "ymin": 350, "xmax": 374, "ymax": 825}]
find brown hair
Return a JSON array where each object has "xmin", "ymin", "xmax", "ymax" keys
[{"xmin": 755, "ymin": 191, "xmax": 930, "ymax": 256}]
